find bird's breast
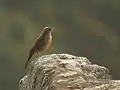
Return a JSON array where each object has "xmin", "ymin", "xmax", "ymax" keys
[{"xmin": 43, "ymin": 34, "xmax": 52, "ymax": 51}]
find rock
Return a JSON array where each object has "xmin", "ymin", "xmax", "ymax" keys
[{"xmin": 19, "ymin": 54, "xmax": 120, "ymax": 90}]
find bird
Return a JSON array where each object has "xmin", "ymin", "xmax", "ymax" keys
[{"xmin": 25, "ymin": 26, "xmax": 54, "ymax": 68}]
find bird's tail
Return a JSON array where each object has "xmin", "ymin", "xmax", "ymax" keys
[{"xmin": 25, "ymin": 51, "xmax": 34, "ymax": 68}]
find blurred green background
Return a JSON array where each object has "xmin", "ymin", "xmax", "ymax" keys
[{"xmin": 0, "ymin": 0, "xmax": 120, "ymax": 90}]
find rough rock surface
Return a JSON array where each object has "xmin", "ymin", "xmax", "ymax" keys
[{"xmin": 19, "ymin": 54, "xmax": 120, "ymax": 90}]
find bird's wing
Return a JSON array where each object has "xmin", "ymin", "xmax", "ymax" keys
[{"xmin": 34, "ymin": 36, "xmax": 45, "ymax": 51}]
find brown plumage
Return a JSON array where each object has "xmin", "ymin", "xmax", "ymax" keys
[{"xmin": 25, "ymin": 26, "xmax": 53, "ymax": 68}]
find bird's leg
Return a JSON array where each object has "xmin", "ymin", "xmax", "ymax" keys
[
  {"xmin": 38, "ymin": 52, "xmax": 42, "ymax": 55},
  {"xmin": 36, "ymin": 50, "xmax": 42, "ymax": 55}
]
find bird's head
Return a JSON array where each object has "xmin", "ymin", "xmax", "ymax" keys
[{"xmin": 43, "ymin": 26, "xmax": 54, "ymax": 33}]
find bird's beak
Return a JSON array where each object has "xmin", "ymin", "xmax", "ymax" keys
[{"xmin": 50, "ymin": 27, "xmax": 54, "ymax": 32}]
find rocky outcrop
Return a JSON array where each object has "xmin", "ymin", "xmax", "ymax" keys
[{"xmin": 19, "ymin": 54, "xmax": 120, "ymax": 90}]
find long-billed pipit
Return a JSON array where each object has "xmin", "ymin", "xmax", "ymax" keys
[{"xmin": 25, "ymin": 26, "xmax": 53, "ymax": 68}]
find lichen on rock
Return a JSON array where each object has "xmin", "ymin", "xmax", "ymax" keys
[{"xmin": 19, "ymin": 54, "xmax": 120, "ymax": 90}]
